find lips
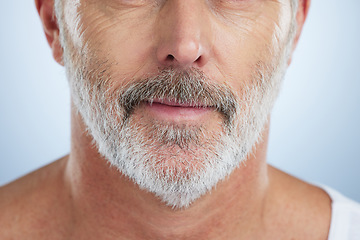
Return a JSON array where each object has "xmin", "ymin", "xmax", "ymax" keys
[
  {"xmin": 146, "ymin": 98, "xmax": 211, "ymax": 108},
  {"xmin": 143, "ymin": 98, "xmax": 214, "ymax": 122}
]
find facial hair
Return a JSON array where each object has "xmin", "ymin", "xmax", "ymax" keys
[{"xmin": 56, "ymin": 4, "xmax": 295, "ymax": 210}]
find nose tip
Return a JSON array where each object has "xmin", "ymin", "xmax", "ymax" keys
[
  {"xmin": 157, "ymin": 38, "xmax": 207, "ymax": 67},
  {"xmin": 155, "ymin": 1, "xmax": 210, "ymax": 68}
]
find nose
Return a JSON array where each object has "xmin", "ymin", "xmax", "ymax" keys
[{"xmin": 155, "ymin": 0, "xmax": 211, "ymax": 68}]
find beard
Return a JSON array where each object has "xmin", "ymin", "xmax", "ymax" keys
[
  {"xmin": 64, "ymin": 65, "xmax": 287, "ymax": 209},
  {"xmin": 58, "ymin": 11, "xmax": 294, "ymax": 210}
]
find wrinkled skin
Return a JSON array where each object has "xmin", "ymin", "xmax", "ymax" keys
[{"xmin": 59, "ymin": 0, "xmax": 293, "ymax": 92}]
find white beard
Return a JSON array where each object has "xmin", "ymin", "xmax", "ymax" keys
[
  {"xmin": 64, "ymin": 65, "xmax": 288, "ymax": 209},
  {"xmin": 58, "ymin": 6, "xmax": 294, "ymax": 209}
]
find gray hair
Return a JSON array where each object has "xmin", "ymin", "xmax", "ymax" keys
[{"xmin": 291, "ymin": 0, "xmax": 299, "ymax": 20}]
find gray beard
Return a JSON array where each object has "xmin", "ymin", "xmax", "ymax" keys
[{"xmin": 65, "ymin": 63, "xmax": 287, "ymax": 209}]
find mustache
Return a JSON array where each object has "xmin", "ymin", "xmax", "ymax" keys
[{"xmin": 118, "ymin": 68, "xmax": 238, "ymax": 125}]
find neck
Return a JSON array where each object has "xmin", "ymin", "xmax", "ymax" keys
[{"xmin": 64, "ymin": 108, "xmax": 271, "ymax": 239}]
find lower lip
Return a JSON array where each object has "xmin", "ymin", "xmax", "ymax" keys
[{"xmin": 143, "ymin": 102, "xmax": 214, "ymax": 122}]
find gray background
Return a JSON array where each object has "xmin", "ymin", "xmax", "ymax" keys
[{"xmin": 1, "ymin": 1, "xmax": 359, "ymax": 201}]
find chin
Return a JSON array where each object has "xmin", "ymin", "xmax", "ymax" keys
[{"xmin": 95, "ymin": 115, "xmax": 246, "ymax": 209}]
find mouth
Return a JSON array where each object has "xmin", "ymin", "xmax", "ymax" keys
[
  {"xmin": 143, "ymin": 99, "xmax": 215, "ymax": 122},
  {"xmin": 147, "ymin": 98, "xmax": 212, "ymax": 108}
]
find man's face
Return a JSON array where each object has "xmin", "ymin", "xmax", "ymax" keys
[{"xmin": 56, "ymin": 0, "xmax": 296, "ymax": 208}]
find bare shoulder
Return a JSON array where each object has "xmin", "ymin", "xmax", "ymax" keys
[
  {"xmin": 266, "ymin": 165, "xmax": 332, "ymax": 240},
  {"xmin": 0, "ymin": 156, "xmax": 70, "ymax": 239}
]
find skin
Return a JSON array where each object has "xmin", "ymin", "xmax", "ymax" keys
[{"xmin": 0, "ymin": 0, "xmax": 332, "ymax": 239}]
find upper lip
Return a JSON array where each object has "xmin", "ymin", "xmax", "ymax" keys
[{"xmin": 146, "ymin": 99, "xmax": 210, "ymax": 108}]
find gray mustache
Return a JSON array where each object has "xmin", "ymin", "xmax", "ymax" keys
[{"xmin": 119, "ymin": 68, "xmax": 238, "ymax": 126}]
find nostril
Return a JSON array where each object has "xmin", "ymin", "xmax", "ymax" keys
[
  {"xmin": 166, "ymin": 55, "xmax": 175, "ymax": 61},
  {"xmin": 195, "ymin": 55, "xmax": 201, "ymax": 63}
]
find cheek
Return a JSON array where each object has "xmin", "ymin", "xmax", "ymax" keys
[
  {"xmin": 210, "ymin": 8, "xmax": 291, "ymax": 94},
  {"xmin": 91, "ymin": 22, "xmax": 156, "ymax": 80},
  {"xmin": 66, "ymin": 2, "xmax": 158, "ymax": 85}
]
